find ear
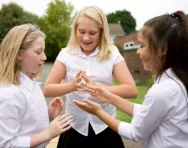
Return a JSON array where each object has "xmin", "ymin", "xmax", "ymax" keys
[
  {"xmin": 159, "ymin": 43, "xmax": 167, "ymax": 57},
  {"xmin": 16, "ymin": 52, "xmax": 23, "ymax": 60}
]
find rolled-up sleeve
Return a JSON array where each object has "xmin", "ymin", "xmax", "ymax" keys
[
  {"xmin": 0, "ymin": 97, "xmax": 30, "ymax": 148},
  {"xmin": 133, "ymin": 103, "xmax": 142, "ymax": 117},
  {"xmin": 118, "ymin": 86, "xmax": 172, "ymax": 142}
]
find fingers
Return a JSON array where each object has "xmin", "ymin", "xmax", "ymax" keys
[
  {"xmin": 61, "ymin": 124, "xmax": 72, "ymax": 133},
  {"xmin": 83, "ymin": 99, "xmax": 96, "ymax": 106},
  {"xmin": 75, "ymin": 76, "xmax": 82, "ymax": 83},
  {"xmin": 59, "ymin": 117, "xmax": 73, "ymax": 127},
  {"xmin": 51, "ymin": 97, "xmax": 63, "ymax": 105},
  {"xmin": 81, "ymin": 73, "xmax": 90, "ymax": 83},
  {"xmin": 72, "ymin": 99, "xmax": 84, "ymax": 106},
  {"xmin": 56, "ymin": 114, "xmax": 73, "ymax": 127},
  {"xmin": 76, "ymin": 70, "xmax": 85, "ymax": 78},
  {"xmin": 57, "ymin": 114, "xmax": 72, "ymax": 121},
  {"xmin": 73, "ymin": 99, "xmax": 92, "ymax": 111},
  {"xmin": 76, "ymin": 71, "xmax": 83, "ymax": 77},
  {"xmin": 83, "ymin": 87, "xmax": 96, "ymax": 95},
  {"xmin": 54, "ymin": 114, "xmax": 73, "ymax": 133}
]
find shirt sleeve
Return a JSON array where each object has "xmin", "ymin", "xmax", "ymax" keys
[
  {"xmin": 118, "ymin": 85, "xmax": 174, "ymax": 142},
  {"xmin": 113, "ymin": 46, "xmax": 124, "ymax": 65},
  {"xmin": 56, "ymin": 48, "xmax": 67, "ymax": 64},
  {"xmin": 0, "ymin": 97, "xmax": 30, "ymax": 148},
  {"xmin": 133, "ymin": 103, "xmax": 142, "ymax": 117}
]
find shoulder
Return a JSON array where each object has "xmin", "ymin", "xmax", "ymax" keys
[
  {"xmin": 147, "ymin": 77, "xmax": 184, "ymax": 105},
  {"xmin": 110, "ymin": 45, "xmax": 120, "ymax": 54},
  {"xmin": 58, "ymin": 47, "xmax": 69, "ymax": 56},
  {"xmin": 56, "ymin": 47, "xmax": 73, "ymax": 64},
  {"xmin": 0, "ymin": 84, "xmax": 25, "ymax": 106},
  {"xmin": 108, "ymin": 45, "xmax": 124, "ymax": 64}
]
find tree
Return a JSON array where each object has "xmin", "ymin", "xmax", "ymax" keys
[
  {"xmin": 0, "ymin": 3, "xmax": 38, "ymax": 42},
  {"xmin": 107, "ymin": 10, "xmax": 136, "ymax": 33},
  {"xmin": 38, "ymin": 0, "xmax": 73, "ymax": 61}
]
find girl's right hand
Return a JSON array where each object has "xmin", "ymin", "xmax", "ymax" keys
[{"xmin": 45, "ymin": 114, "xmax": 73, "ymax": 139}]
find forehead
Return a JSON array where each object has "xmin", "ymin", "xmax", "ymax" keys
[
  {"xmin": 28, "ymin": 36, "xmax": 45, "ymax": 48},
  {"xmin": 77, "ymin": 17, "xmax": 100, "ymax": 30},
  {"xmin": 138, "ymin": 31, "xmax": 146, "ymax": 42}
]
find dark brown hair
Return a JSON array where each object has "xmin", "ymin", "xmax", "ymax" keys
[{"xmin": 141, "ymin": 11, "xmax": 188, "ymax": 94}]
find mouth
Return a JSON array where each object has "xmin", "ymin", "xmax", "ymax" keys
[
  {"xmin": 82, "ymin": 42, "xmax": 92, "ymax": 45},
  {"xmin": 38, "ymin": 63, "xmax": 44, "ymax": 66}
]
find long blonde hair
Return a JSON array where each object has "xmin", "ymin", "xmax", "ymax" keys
[
  {"xmin": 0, "ymin": 24, "xmax": 45, "ymax": 85},
  {"xmin": 67, "ymin": 6, "xmax": 113, "ymax": 60}
]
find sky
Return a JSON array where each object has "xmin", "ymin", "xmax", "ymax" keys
[{"xmin": 0, "ymin": 0, "xmax": 188, "ymax": 30}]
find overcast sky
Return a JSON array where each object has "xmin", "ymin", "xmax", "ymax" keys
[{"xmin": 0, "ymin": 0, "xmax": 188, "ymax": 30}]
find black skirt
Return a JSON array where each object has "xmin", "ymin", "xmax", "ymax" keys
[{"xmin": 57, "ymin": 124, "xmax": 125, "ymax": 148}]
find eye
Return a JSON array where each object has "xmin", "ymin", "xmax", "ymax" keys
[
  {"xmin": 89, "ymin": 31, "xmax": 97, "ymax": 35},
  {"xmin": 78, "ymin": 29, "xmax": 85, "ymax": 34},
  {"xmin": 36, "ymin": 49, "xmax": 42, "ymax": 54},
  {"xmin": 139, "ymin": 44, "xmax": 144, "ymax": 48}
]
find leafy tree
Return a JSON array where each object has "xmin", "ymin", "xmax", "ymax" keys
[
  {"xmin": 0, "ymin": 3, "xmax": 38, "ymax": 42},
  {"xmin": 107, "ymin": 10, "xmax": 136, "ymax": 33},
  {"xmin": 38, "ymin": 0, "xmax": 73, "ymax": 61}
]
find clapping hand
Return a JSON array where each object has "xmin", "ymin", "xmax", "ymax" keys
[
  {"xmin": 48, "ymin": 97, "xmax": 63, "ymax": 120},
  {"xmin": 71, "ymin": 71, "xmax": 85, "ymax": 91}
]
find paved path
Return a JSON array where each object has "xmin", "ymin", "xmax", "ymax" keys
[{"xmin": 42, "ymin": 63, "xmax": 142, "ymax": 148}]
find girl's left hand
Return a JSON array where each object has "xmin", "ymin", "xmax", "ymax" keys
[
  {"xmin": 73, "ymin": 99, "xmax": 102, "ymax": 115},
  {"xmin": 48, "ymin": 97, "xmax": 63, "ymax": 119}
]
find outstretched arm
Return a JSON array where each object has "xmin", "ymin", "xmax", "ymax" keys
[{"xmin": 74, "ymin": 86, "xmax": 169, "ymax": 142}]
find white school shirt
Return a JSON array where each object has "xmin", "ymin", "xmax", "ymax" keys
[
  {"xmin": 57, "ymin": 46, "xmax": 124, "ymax": 136},
  {"xmin": 0, "ymin": 72, "xmax": 49, "ymax": 148},
  {"xmin": 118, "ymin": 68, "xmax": 188, "ymax": 148}
]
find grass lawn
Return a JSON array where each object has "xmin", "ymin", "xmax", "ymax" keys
[{"xmin": 116, "ymin": 86, "xmax": 148, "ymax": 123}]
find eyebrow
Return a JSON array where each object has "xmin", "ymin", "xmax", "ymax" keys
[{"xmin": 138, "ymin": 41, "xmax": 142, "ymax": 44}]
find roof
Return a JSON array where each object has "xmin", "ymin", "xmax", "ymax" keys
[
  {"xmin": 115, "ymin": 32, "xmax": 138, "ymax": 50},
  {"xmin": 109, "ymin": 23, "xmax": 125, "ymax": 35}
]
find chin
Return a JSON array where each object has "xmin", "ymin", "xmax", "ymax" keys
[{"xmin": 143, "ymin": 65, "xmax": 150, "ymax": 71}]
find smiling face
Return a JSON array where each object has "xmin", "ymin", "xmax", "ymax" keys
[
  {"xmin": 76, "ymin": 16, "xmax": 101, "ymax": 56},
  {"xmin": 18, "ymin": 36, "xmax": 46, "ymax": 77},
  {"xmin": 137, "ymin": 31, "xmax": 159, "ymax": 72}
]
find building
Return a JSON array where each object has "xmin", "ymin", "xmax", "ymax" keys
[{"xmin": 109, "ymin": 23, "xmax": 125, "ymax": 43}]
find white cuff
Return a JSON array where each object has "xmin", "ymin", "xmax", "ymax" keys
[
  {"xmin": 118, "ymin": 122, "xmax": 132, "ymax": 139},
  {"xmin": 16, "ymin": 136, "xmax": 30, "ymax": 147}
]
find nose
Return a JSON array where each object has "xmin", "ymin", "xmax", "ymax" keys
[
  {"xmin": 83, "ymin": 34, "xmax": 90, "ymax": 41},
  {"xmin": 136, "ymin": 48, "xmax": 140, "ymax": 55},
  {"xmin": 41, "ymin": 52, "xmax": 47, "ymax": 61}
]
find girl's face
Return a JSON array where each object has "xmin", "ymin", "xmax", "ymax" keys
[
  {"xmin": 18, "ymin": 36, "xmax": 46, "ymax": 77},
  {"xmin": 137, "ymin": 31, "xmax": 158, "ymax": 72},
  {"xmin": 76, "ymin": 16, "xmax": 101, "ymax": 56}
]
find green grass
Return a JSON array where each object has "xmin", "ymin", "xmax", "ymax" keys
[{"xmin": 116, "ymin": 86, "xmax": 148, "ymax": 123}]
